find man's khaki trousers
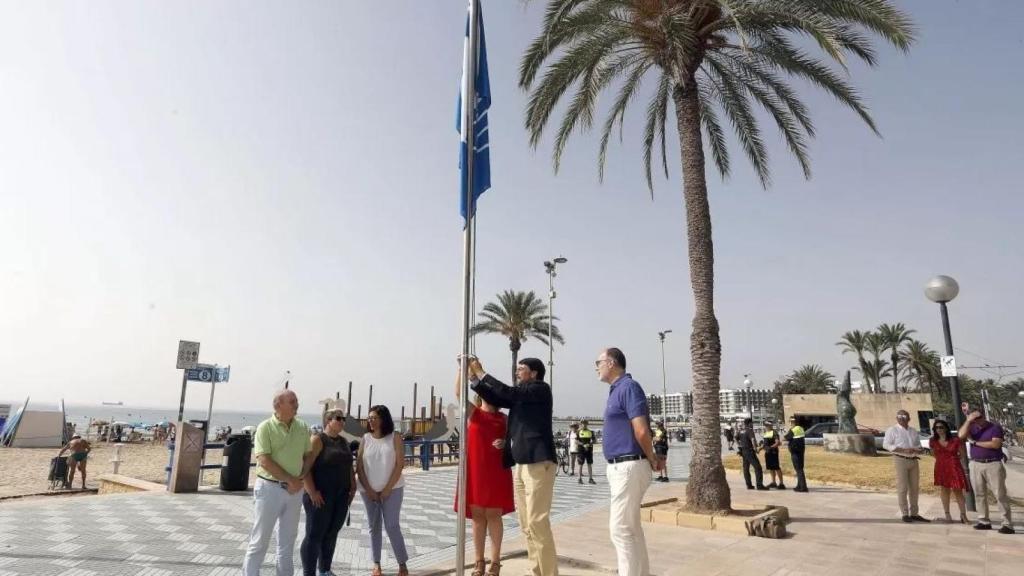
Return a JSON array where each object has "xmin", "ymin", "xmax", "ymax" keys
[
  {"xmin": 970, "ymin": 460, "xmax": 1013, "ymax": 528},
  {"xmin": 893, "ymin": 455, "xmax": 920, "ymax": 516},
  {"xmin": 514, "ymin": 462, "xmax": 558, "ymax": 576}
]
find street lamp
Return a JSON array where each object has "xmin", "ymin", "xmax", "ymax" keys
[
  {"xmin": 543, "ymin": 257, "xmax": 567, "ymax": 392},
  {"xmin": 924, "ymin": 274, "xmax": 974, "ymax": 511},
  {"xmin": 771, "ymin": 397, "xmax": 779, "ymax": 422},
  {"xmin": 658, "ymin": 330, "xmax": 673, "ymax": 424},
  {"xmin": 743, "ymin": 375, "xmax": 753, "ymax": 422}
]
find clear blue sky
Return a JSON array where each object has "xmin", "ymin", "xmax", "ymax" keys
[{"xmin": 1, "ymin": 1, "xmax": 1022, "ymax": 416}]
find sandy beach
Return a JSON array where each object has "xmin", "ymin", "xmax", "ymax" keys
[{"xmin": 0, "ymin": 442, "xmax": 227, "ymax": 499}]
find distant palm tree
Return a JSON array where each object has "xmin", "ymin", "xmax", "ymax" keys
[
  {"xmin": 784, "ymin": 364, "xmax": 836, "ymax": 394},
  {"xmin": 470, "ymin": 290, "xmax": 564, "ymax": 382},
  {"xmin": 864, "ymin": 331, "xmax": 890, "ymax": 392},
  {"xmin": 519, "ymin": 0, "xmax": 913, "ymax": 512},
  {"xmin": 899, "ymin": 339, "xmax": 940, "ymax": 395},
  {"xmin": 837, "ymin": 330, "xmax": 872, "ymax": 392},
  {"xmin": 877, "ymin": 323, "xmax": 916, "ymax": 393}
]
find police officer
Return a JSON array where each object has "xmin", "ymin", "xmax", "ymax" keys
[
  {"xmin": 577, "ymin": 420, "xmax": 596, "ymax": 485},
  {"xmin": 784, "ymin": 416, "xmax": 808, "ymax": 492}
]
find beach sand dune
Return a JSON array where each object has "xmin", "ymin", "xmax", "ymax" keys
[{"xmin": 0, "ymin": 442, "xmax": 227, "ymax": 499}]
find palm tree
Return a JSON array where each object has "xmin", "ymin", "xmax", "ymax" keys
[
  {"xmin": 520, "ymin": 0, "xmax": 914, "ymax": 511},
  {"xmin": 877, "ymin": 323, "xmax": 915, "ymax": 392},
  {"xmin": 470, "ymin": 290, "xmax": 565, "ymax": 382},
  {"xmin": 837, "ymin": 330, "xmax": 872, "ymax": 392},
  {"xmin": 864, "ymin": 331, "xmax": 889, "ymax": 392},
  {"xmin": 784, "ymin": 364, "xmax": 836, "ymax": 394},
  {"xmin": 899, "ymin": 339, "xmax": 940, "ymax": 395}
]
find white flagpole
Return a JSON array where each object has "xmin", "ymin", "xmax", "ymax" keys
[{"xmin": 457, "ymin": 1, "xmax": 480, "ymax": 574}]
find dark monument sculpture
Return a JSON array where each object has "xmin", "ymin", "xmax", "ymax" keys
[{"xmin": 837, "ymin": 370, "xmax": 858, "ymax": 434}]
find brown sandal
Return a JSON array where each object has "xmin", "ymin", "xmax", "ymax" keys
[
  {"xmin": 471, "ymin": 560, "xmax": 486, "ymax": 576},
  {"xmin": 486, "ymin": 562, "xmax": 501, "ymax": 576},
  {"xmin": 371, "ymin": 566, "xmax": 383, "ymax": 576},
  {"xmin": 398, "ymin": 564, "xmax": 409, "ymax": 576}
]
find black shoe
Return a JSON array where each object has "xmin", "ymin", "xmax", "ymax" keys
[
  {"xmin": 766, "ymin": 483, "xmax": 778, "ymax": 489},
  {"xmin": 902, "ymin": 516, "xmax": 913, "ymax": 523},
  {"xmin": 588, "ymin": 478, "xmax": 596, "ymax": 485},
  {"xmin": 756, "ymin": 486, "xmax": 770, "ymax": 491},
  {"xmin": 746, "ymin": 485, "xmax": 755, "ymax": 490},
  {"xmin": 973, "ymin": 522, "xmax": 992, "ymax": 530},
  {"xmin": 777, "ymin": 484, "xmax": 787, "ymax": 490},
  {"xmin": 578, "ymin": 478, "xmax": 583, "ymax": 484},
  {"xmin": 909, "ymin": 515, "xmax": 931, "ymax": 523},
  {"xmin": 794, "ymin": 487, "xmax": 808, "ymax": 493},
  {"xmin": 998, "ymin": 526, "xmax": 1015, "ymax": 535}
]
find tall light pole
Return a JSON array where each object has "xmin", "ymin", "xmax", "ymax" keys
[
  {"xmin": 925, "ymin": 274, "xmax": 974, "ymax": 511},
  {"xmin": 658, "ymin": 330, "xmax": 673, "ymax": 424},
  {"xmin": 543, "ymin": 257, "xmax": 567, "ymax": 392},
  {"xmin": 743, "ymin": 374, "xmax": 753, "ymax": 422}
]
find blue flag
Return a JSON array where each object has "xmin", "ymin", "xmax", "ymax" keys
[{"xmin": 457, "ymin": 1, "xmax": 491, "ymax": 220}]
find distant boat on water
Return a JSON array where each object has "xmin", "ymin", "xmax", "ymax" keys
[{"xmin": 101, "ymin": 401, "xmax": 124, "ymax": 406}]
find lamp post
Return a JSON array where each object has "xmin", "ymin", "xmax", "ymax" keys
[
  {"xmin": 924, "ymin": 275, "xmax": 974, "ymax": 511},
  {"xmin": 543, "ymin": 257, "xmax": 567, "ymax": 393},
  {"xmin": 743, "ymin": 375, "xmax": 753, "ymax": 422},
  {"xmin": 771, "ymin": 397, "xmax": 779, "ymax": 423},
  {"xmin": 658, "ymin": 330, "xmax": 673, "ymax": 424}
]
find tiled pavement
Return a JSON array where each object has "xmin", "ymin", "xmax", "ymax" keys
[{"xmin": 0, "ymin": 445, "xmax": 693, "ymax": 575}]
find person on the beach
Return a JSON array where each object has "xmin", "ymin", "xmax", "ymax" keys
[
  {"xmin": 466, "ymin": 355, "xmax": 559, "ymax": 576},
  {"xmin": 576, "ymin": 420, "xmax": 596, "ymax": 485},
  {"xmin": 929, "ymin": 419, "xmax": 968, "ymax": 523},
  {"xmin": 357, "ymin": 405, "xmax": 410, "ymax": 576},
  {"xmin": 58, "ymin": 434, "xmax": 91, "ymax": 489},
  {"xmin": 242, "ymin": 389, "xmax": 313, "ymax": 576},
  {"xmin": 596, "ymin": 347, "xmax": 660, "ymax": 576},
  {"xmin": 762, "ymin": 421, "xmax": 785, "ymax": 489},
  {"xmin": 455, "ymin": 368, "xmax": 515, "ymax": 576},
  {"xmin": 724, "ymin": 425, "xmax": 735, "ymax": 451},
  {"xmin": 300, "ymin": 408, "xmax": 356, "ymax": 576},
  {"xmin": 653, "ymin": 421, "xmax": 669, "ymax": 482},
  {"xmin": 567, "ymin": 423, "xmax": 579, "ymax": 475}
]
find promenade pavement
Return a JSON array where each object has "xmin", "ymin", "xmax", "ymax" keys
[
  {"xmin": 2, "ymin": 444, "xmax": 1022, "ymax": 575},
  {"xmin": 0, "ymin": 444, "xmax": 692, "ymax": 575},
  {"xmin": 454, "ymin": 446, "xmax": 1024, "ymax": 576}
]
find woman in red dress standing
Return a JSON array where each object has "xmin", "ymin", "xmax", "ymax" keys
[
  {"xmin": 455, "ymin": 369, "xmax": 515, "ymax": 576},
  {"xmin": 930, "ymin": 419, "xmax": 969, "ymax": 523}
]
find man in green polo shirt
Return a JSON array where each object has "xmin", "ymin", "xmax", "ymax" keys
[{"xmin": 242, "ymin": 389, "xmax": 313, "ymax": 576}]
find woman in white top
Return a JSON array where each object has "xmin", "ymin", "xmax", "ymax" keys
[{"xmin": 356, "ymin": 405, "xmax": 409, "ymax": 576}]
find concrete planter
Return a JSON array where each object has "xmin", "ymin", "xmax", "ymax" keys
[{"xmin": 822, "ymin": 432, "xmax": 877, "ymax": 456}]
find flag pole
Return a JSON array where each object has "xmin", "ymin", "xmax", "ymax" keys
[{"xmin": 457, "ymin": 1, "xmax": 480, "ymax": 574}]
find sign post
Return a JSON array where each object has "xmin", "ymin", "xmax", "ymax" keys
[
  {"xmin": 940, "ymin": 355, "xmax": 957, "ymax": 378},
  {"xmin": 176, "ymin": 341, "xmax": 200, "ymax": 423}
]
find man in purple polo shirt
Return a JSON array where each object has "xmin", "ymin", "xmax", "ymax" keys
[
  {"xmin": 958, "ymin": 409, "xmax": 1014, "ymax": 534},
  {"xmin": 596, "ymin": 347, "xmax": 661, "ymax": 576}
]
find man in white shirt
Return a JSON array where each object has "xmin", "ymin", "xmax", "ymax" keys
[
  {"xmin": 568, "ymin": 423, "xmax": 580, "ymax": 475},
  {"xmin": 882, "ymin": 410, "xmax": 930, "ymax": 523}
]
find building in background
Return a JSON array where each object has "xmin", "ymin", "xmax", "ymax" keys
[{"xmin": 646, "ymin": 392, "xmax": 688, "ymax": 422}]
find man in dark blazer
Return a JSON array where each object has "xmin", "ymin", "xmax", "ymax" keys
[{"xmin": 467, "ymin": 356, "xmax": 558, "ymax": 576}]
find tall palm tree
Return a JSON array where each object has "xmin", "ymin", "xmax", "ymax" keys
[
  {"xmin": 470, "ymin": 290, "xmax": 565, "ymax": 382},
  {"xmin": 899, "ymin": 339, "xmax": 940, "ymax": 395},
  {"xmin": 520, "ymin": 0, "xmax": 913, "ymax": 511},
  {"xmin": 837, "ymin": 330, "xmax": 872, "ymax": 392},
  {"xmin": 864, "ymin": 331, "xmax": 889, "ymax": 392},
  {"xmin": 877, "ymin": 323, "xmax": 915, "ymax": 393}
]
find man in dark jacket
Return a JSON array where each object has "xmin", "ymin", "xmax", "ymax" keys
[{"xmin": 468, "ymin": 356, "xmax": 558, "ymax": 576}]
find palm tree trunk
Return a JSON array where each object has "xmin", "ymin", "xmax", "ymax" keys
[
  {"xmin": 673, "ymin": 80, "xmax": 730, "ymax": 513},
  {"xmin": 509, "ymin": 338, "xmax": 520, "ymax": 383},
  {"xmin": 891, "ymin": 350, "xmax": 899, "ymax": 393}
]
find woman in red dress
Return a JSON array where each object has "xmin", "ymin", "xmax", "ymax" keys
[
  {"xmin": 455, "ymin": 370, "xmax": 515, "ymax": 576},
  {"xmin": 930, "ymin": 419, "xmax": 968, "ymax": 523}
]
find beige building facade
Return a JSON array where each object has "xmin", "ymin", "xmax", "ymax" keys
[{"xmin": 781, "ymin": 393, "xmax": 934, "ymax": 432}]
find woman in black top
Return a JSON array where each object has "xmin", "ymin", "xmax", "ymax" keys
[{"xmin": 301, "ymin": 409, "xmax": 356, "ymax": 576}]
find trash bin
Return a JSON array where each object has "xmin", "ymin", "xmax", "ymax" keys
[{"xmin": 220, "ymin": 433, "xmax": 252, "ymax": 491}]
